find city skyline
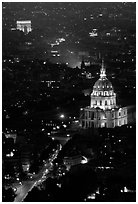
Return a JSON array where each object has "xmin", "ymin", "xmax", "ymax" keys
[
  {"xmin": 3, "ymin": 2, "xmax": 136, "ymax": 67},
  {"xmin": 2, "ymin": 1, "xmax": 136, "ymax": 202}
]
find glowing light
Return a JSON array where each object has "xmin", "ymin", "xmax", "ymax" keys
[
  {"xmin": 87, "ymin": 193, "xmax": 96, "ymax": 199},
  {"xmin": 6, "ymin": 151, "xmax": 14, "ymax": 157},
  {"xmin": 96, "ymin": 187, "xmax": 100, "ymax": 194},
  {"xmin": 60, "ymin": 114, "xmax": 65, "ymax": 119},
  {"xmin": 57, "ymin": 183, "xmax": 61, "ymax": 188},
  {"xmin": 81, "ymin": 156, "xmax": 88, "ymax": 164}
]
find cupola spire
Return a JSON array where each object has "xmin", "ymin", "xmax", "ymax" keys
[{"xmin": 100, "ymin": 59, "xmax": 106, "ymax": 78}]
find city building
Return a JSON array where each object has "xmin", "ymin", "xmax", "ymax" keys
[
  {"xmin": 80, "ymin": 60, "xmax": 127, "ymax": 128},
  {"xmin": 16, "ymin": 20, "xmax": 32, "ymax": 34},
  {"xmin": 63, "ymin": 155, "xmax": 88, "ymax": 169},
  {"xmin": 5, "ymin": 133, "xmax": 17, "ymax": 144}
]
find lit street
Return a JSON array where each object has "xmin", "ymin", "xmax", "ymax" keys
[{"xmin": 14, "ymin": 147, "xmax": 61, "ymax": 202}]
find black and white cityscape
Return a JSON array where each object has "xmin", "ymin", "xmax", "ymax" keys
[{"xmin": 2, "ymin": 2, "xmax": 136, "ymax": 202}]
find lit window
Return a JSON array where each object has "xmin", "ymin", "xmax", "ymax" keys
[{"xmin": 104, "ymin": 91, "xmax": 108, "ymax": 96}]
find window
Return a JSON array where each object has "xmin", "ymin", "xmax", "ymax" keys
[
  {"xmin": 95, "ymin": 100, "xmax": 97, "ymax": 105},
  {"xmin": 112, "ymin": 113, "xmax": 114, "ymax": 118},
  {"xmin": 100, "ymin": 100, "xmax": 102, "ymax": 106},
  {"xmin": 110, "ymin": 100, "xmax": 112, "ymax": 105},
  {"xmin": 119, "ymin": 112, "xmax": 121, "ymax": 116},
  {"xmin": 91, "ymin": 112, "xmax": 94, "ymax": 120},
  {"xmin": 124, "ymin": 110, "xmax": 126, "ymax": 115},
  {"xmin": 105, "ymin": 100, "xmax": 107, "ymax": 105},
  {"xmin": 85, "ymin": 122, "xmax": 87, "ymax": 128}
]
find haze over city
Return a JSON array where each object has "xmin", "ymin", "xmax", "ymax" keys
[{"xmin": 2, "ymin": 2, "xmax": 136, "ymax": 202}]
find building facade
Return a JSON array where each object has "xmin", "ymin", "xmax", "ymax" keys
[
  {"xmin": 16, "ymin": 20, "xmax": 32, "ymax": 34},
  {"xmin": 80, "ymin": 61, "xmax": 127, "ymax": 128}
]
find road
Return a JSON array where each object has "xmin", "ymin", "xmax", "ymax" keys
[{"xmin": 14, "ymin": 147, "xmax": 61, "ymax": 202}]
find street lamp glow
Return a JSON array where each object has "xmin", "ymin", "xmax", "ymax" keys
[{"xmin": 60, "ymin": 114, "xmax": 65, "ymax": 119}]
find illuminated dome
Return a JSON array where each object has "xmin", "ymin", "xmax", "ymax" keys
[
  {"xmin": 93, "ymin": 78, "xmax": 113, "ymax": 92},
  {"xmin": 90, "ymin": 60, "xmax": 117, "ymax": 110},
  {"xmin": 92, "ymin": 60, "xmax": 114, "ymax": 96}
]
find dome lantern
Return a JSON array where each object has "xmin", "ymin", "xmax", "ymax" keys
[{"xmin": 100, "ymin": 59, "xmax": 106, "ymax": 78}]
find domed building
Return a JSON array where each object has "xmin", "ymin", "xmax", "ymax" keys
[{"xmin": 80, "ymin": 61, "xmax": 127, "ymax": 128}]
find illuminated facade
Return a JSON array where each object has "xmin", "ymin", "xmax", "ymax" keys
[
  {"xmin": 63, "ymin": 155, "xmax": 88, "ymax": 168},
  {"xmin": 16, "ymin": 20, "xmax": 32, "ymax": 34},
  {"xmin": 80, "ymin": 61, "xmax": 127, "ymax": 128}
]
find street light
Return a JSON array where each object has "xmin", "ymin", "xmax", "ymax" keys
[{"xmin": 60, "ymin": 114, "xmax": 65, "ymax": 119}]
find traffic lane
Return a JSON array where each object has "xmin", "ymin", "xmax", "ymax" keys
[
  {"xmin": 14, "ymin": 181, "xmax": 36, "ymax": 202},
  {"xmin": 14, "ymin": 149, "xmax": 60, "ymax": 202}
]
